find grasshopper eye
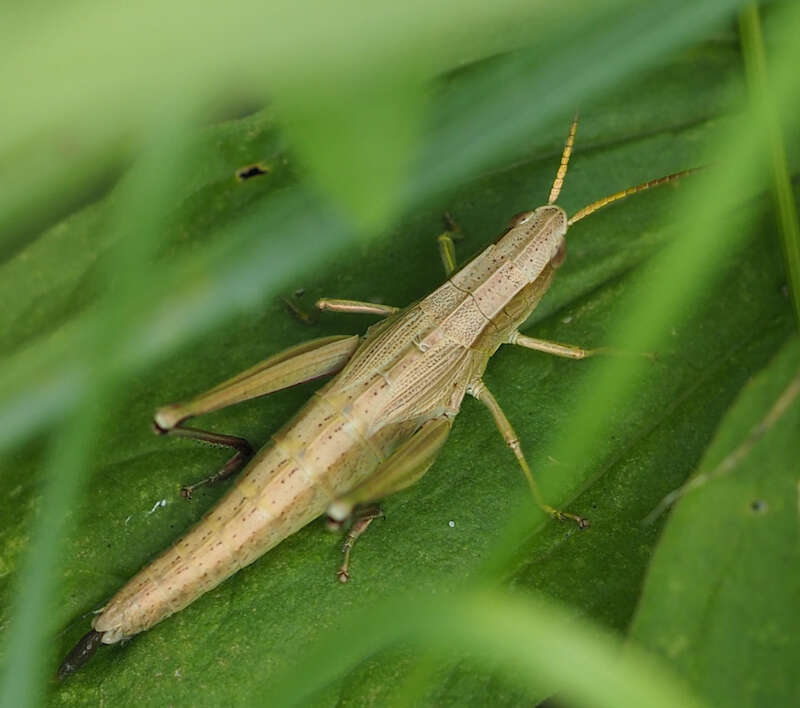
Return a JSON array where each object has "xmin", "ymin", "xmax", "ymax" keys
[
  {"xmin": 508, "ymin": 211, "xmax": 533, "ymax": 228},
  {"xmin": 494, "ymin": 210, "xmax": 534, "ymax": 244},
  {"xmin": 551, "ymin": 237, "xmax": 566, "ymax": 269}
]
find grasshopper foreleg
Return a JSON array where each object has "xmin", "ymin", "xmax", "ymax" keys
[
  {"xmin": 283, "ymin": 292, "xmax": 319, "ymax": 325},
  {"xmin": 470, "ymin": 382, "xmax": 589, "ymax": 529},
  {"xmin": 315, "ymin": 299, "xmax": 399, "ymax": 317},
  {"xmin": 153, "ymin": 335, "xmax": 360, "ymax": 498},
  {"xmin": 436, "ymin": 211, "xmax": 462, "ymax": 277}
]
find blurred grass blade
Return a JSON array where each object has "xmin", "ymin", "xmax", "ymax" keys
[
  {"xmin": 263, "ymin": 589, "xmax": 706, "ymax": 708},
  {"xmin": 277, "ymin": 79, "xmax": 429, "ymax": 229},
  {"xmin": 0, "ymin": 0, "xmax": 752, "ymax": 255},
  {"xmin": 0, "ymin": 1, "xmax": 603, "ymax": 158},
  {"xmin": 0, "ymin": 393, "xmax": 107, "ymax": 708},
  {"xmin": 0, "ymin": 187, "xmax": 355, "ymax": 453},
  {"xmin": 0, "ymin": 137, "xmax": 130, "ymax": 265},
  {"xmin": 414, "ymin": 0, "xmax": 751, "ymax": 202},
  {"xmin": 0, "ymin": 115, "xmax": 198, "ymax": 705},
  {"xmin": 738, "ymin": 3, "xmax": 800, "ymax": 327}
]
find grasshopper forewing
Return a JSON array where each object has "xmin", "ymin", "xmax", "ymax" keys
[{"xmin": 58, "ymin": 117, "xmax": 698, "ymax": 678}]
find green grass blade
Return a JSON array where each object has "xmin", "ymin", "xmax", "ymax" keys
[
  {"xmin": 738, "ymin": 2, "xmax": 800, "ymax": 327},
  {"xmin": 263, "ymin": 589, "xmax": 707, "ymax": 708},
  {"xmin": 0, "ymin": 116, "xmax": 200, "ymax": 707},
  {"xmin": 0, "ymin": 397, "xmax": 106, "ymax": 708}
]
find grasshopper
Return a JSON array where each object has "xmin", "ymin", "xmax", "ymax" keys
[{"xmin": 58, "ymin": 117, "xmax": 695, "ymax": 678}]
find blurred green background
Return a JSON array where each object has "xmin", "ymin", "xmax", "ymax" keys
[{"xmin": 1, "ymin": 1, "xmax": 799, "ymax": 706}]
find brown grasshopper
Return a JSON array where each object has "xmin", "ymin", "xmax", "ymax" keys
[{"xmin": 58, "ymin": 117, "xmax": 695, "ymax": 678}]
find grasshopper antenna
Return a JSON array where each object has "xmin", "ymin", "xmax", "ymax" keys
[
  {"xmin": 568, "ymin": 167, "xmax": 705, "ymax": 226},
  {"xmin": 548, "ymin": 112, "xmax": 579, "ymax": 205},
  {"xmin": 57, "ymin": 629, "xmax": 103, "ymax": 680}
]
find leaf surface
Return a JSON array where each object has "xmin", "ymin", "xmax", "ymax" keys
[{"xmin": 0, "ymin": 26, "xmax": 797, "ymax": 708}]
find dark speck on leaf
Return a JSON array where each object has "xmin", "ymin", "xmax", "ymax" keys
[
  {"xmin": 236, "ymin": 163, "xmax": 269, "ymax": 181},
  {"xmin": 750, "ymin": 499, "xmax": 768, "ymax": 514}
]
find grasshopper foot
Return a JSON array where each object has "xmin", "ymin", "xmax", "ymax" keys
[
  {"xmin": 283, "ymin": 292, "xmax": 318, "ymax": 326},
  {"xmin": 179, "ymin": 449, "xmax": 251, "ymax": 500},
  {"xmin": 333, "ymin": 505, "xmax": 384, "ymax": 584},
  {"xmin": 545, "ymin": 505, "xmax": 590, "ymax": 529}
]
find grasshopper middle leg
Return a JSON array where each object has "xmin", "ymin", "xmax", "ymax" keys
[
  {"xmin": 471, "ymin": 381, "xmax": 589, "ymax": 528},
  {"xmin": 325, "ymin": 417, "xmax": 452, "ymax": 580},
  {"xmin": 154, "ymin": 334, "xmax": 360, "ymax": 497},
  {"xmin": 336, "ymin": 505, "xmax": 385, "ymax": 583},
  {"xmin": 327, "ymin": 417, "xmax": 452, "ymax": 522},
  {"xmin": 509, "ymin": 331, "xmax": 653, "ymax": 361}
]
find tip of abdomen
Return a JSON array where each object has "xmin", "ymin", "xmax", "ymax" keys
[{"xmin": 57, "ymin": 629, "xmax": 105, "ymax": 680}]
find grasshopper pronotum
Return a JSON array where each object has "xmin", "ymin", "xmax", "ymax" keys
[{"xmin": 58, "ymin": 116, "xmax": 696, "ymax": 678}]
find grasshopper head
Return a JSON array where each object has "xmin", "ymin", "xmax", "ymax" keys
[
  {"xmin": 497, "ymin": 204, "xmax": 568, "ymax": 282},
  {"xmin": 484, "ymin": 204, "xmax": 567, "ymax": 332}
]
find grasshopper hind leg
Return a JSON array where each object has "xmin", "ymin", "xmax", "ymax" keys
[
  {"xmin": 153, "ymin": 335, "xmax": 360, "ymax": 498},
  {"xmin": 152, "ymin": 424, "xmax": 253, "ymax": 499}
]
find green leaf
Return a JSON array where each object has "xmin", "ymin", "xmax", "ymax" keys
[
  {"xmin": 630, "ymin": 336, "xmax": 800, "ymax": 707},
  {"xmin": 1, "ymin": 2, "xmax": 800, "ymax": 707}
]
